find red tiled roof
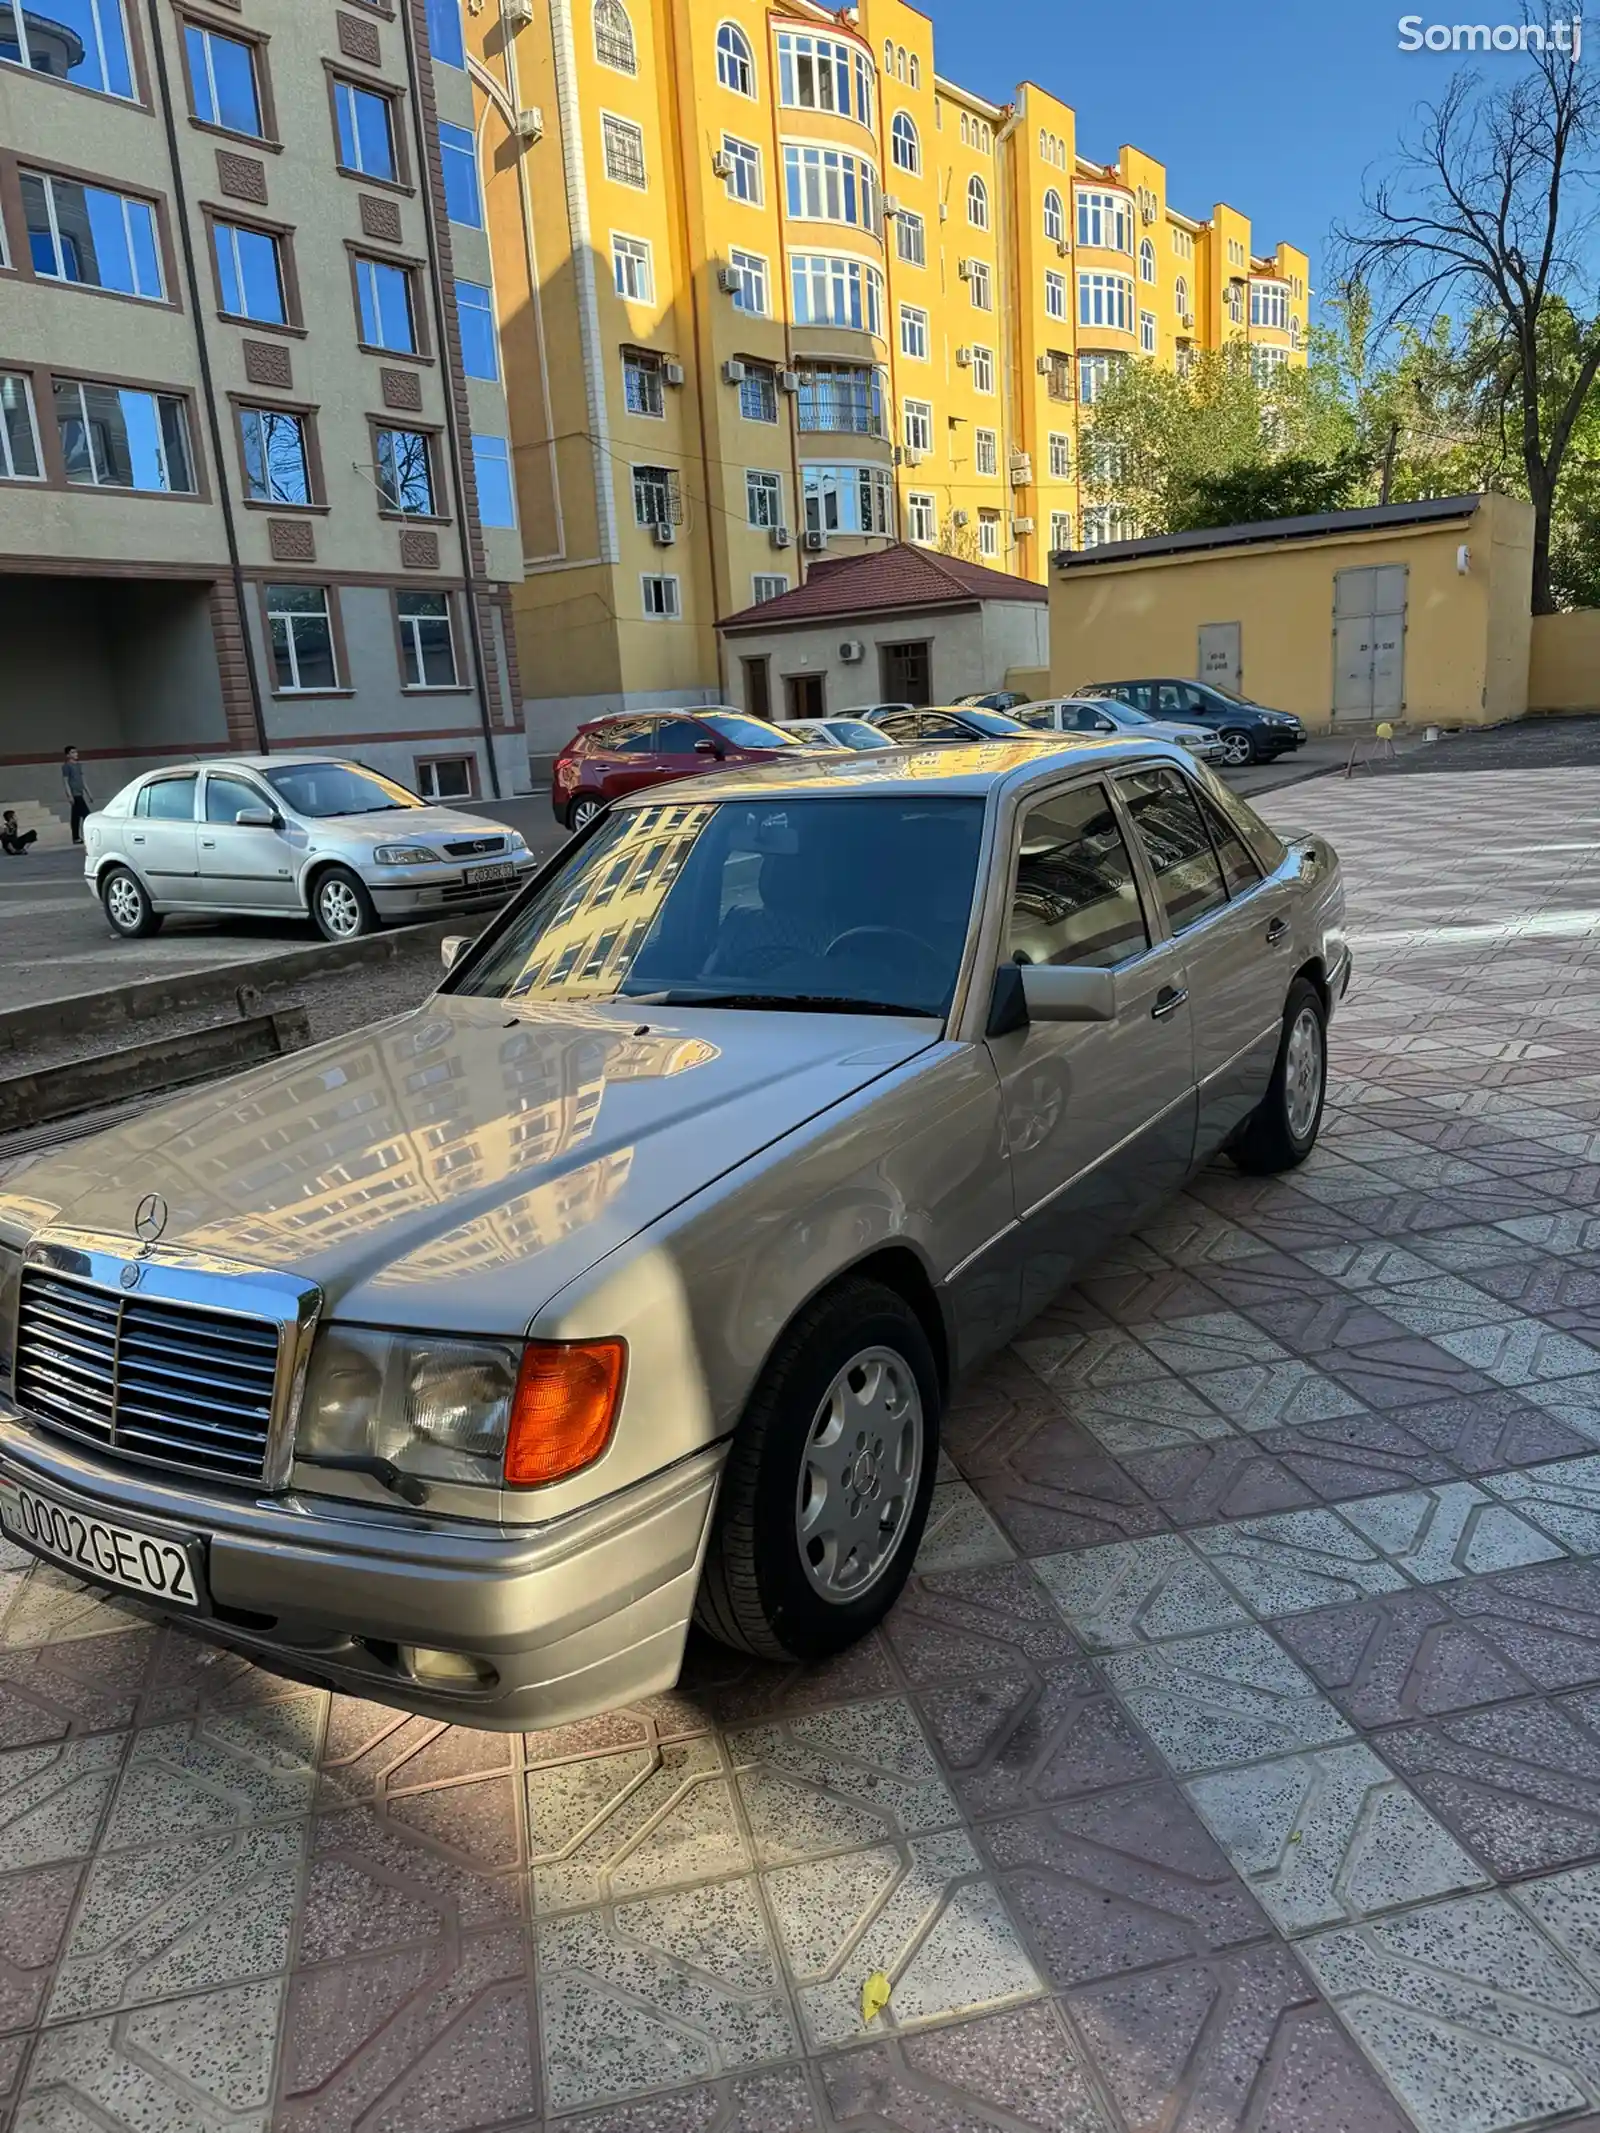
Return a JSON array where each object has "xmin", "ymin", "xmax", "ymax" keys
[{"xmin": 718, "ymin": 542, "xmax": 1048, "ymax": 630}]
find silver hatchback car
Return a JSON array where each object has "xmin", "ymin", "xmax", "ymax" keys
[
  {"xmin": 82, "ymin": 755, "xmax": 537, "ymax": 941},
  {"xmin": 2, "ymin": 738, "xmax": 1346, "ymax": 1728}
]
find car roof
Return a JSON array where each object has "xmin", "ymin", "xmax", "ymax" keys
[
  {"xmin": 132, "ymin": 754, "xmax": 360, "ymax": 776},
  {"xmin": 577, "ymin": 707, "xmax": 741, "ymax": 730}
]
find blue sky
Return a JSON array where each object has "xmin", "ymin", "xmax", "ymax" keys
[{"xmin": 921, "ymin": 0, "xmax": 1552, "ymax": 309}]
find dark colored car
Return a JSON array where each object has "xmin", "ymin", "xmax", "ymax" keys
[
  {"xmin": 1075, "ymin": 680, "xmax": 1306, "ymax": 767},
  {"xmin": 552, "ymin": 708, "xmax": 803, "ymax": 828},
  {"xmin": 951, "ymin": 691, "xmax": 1032, "ymax": 713},
  {"xmin": 867, "ymin": 706, "xmax": 1037, "ymax": 742}
]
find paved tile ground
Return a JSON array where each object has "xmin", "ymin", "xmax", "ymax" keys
[{"xmin": 5, "ymin": 764, "xmax": 1600, "ymax": 2131}]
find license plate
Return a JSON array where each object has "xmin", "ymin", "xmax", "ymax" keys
[
  {"xmin": 466, "ymin": 862, "xmax": 516, "ymax": 887},
  {"xmin": 0, "ymin": 1481, "xmax": 202, "ymax": 1606}
]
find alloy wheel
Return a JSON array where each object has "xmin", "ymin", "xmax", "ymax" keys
[
  {"xmin": 794, "ymin": 1346, "xmax": 923, "ymax": 1602},
  {"xmin": 318, "ymin": 878, "xmax": 363, "ymax": 938},
  {"xmin": 1218, "ymin": 730, "xmax": 1255, "ymax": 768},
  {"xmin": 1284, "ymin": 1003, "xmax": 1324, "ymax": 1141},
  {"xmin": 571, "ymin": 798, "xmax": 601, "ymax": 829},
  {"xmin": 105, "ymin": 876, "xmax": 143, "ymax": 932}
]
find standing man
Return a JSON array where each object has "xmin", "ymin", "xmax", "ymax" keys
[{"xmin": 62, "ymin": 747, "xmax": 91, "ymax": 844}]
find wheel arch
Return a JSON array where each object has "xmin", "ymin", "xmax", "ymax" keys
[
  {"xmin": 1290, "ymin": 955, "xmax": 1329, "ymax": 1017},
  {"xmin": 787, "ymin": 1243, "xmax": 953, "ymax": 1399}
]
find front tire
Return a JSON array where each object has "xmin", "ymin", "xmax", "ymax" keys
[
  {"xmin": 312, "ymin": 866, "xmax": 378, "ymax": 942},
  {"xmin": 696, "ymin": 1278, "xmax": 940, "ymax": 1661},
  {"xmin": 567, "ymin": 795, "xmax": 603, "ymax": 832},
  {"xmin": 1217, "ymin": 728, "xmax": 1257, "ymax": 768},
  {"xmin": 101, "ymin": 867, "xmax": 162, "ymax": 938},
  {"xmin": 1231, "ymin": 976, "xmax": 1327, "ymax": 1173}
]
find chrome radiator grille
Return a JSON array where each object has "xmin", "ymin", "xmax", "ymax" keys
[{"xmin": 15, "ymin": 1266, "xmax": 281, "ymax": 1483}]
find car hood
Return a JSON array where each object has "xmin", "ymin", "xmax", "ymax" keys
[
  {"xmin": 1139, "ymin": 720, "xmax": 1214, "ymax": 747},
  {"xmin": 0, "ymin": 997, "xmax": 937, "ymax": 1334},
  {"xmin": 288, "ymin": 805, "xmax": 518, "ymax": 851}
]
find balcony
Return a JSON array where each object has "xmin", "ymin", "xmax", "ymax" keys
[{"xmin": 795, "ymin": 364, "xmax": 887, "ymax": 440}]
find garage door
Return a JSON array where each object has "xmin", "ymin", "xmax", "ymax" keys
[{"xmin": 1333, "ymin": 565, "xmax": 1406, "ymax": 722}]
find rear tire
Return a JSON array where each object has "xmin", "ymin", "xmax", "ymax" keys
[
  {"xmin": 101, "ymin": 867, "xmax": 162, "ymax": 938},
  {"xmin": 1231, "ymin": 976, "xmax": 1327, "ymax": 1173},
  {"xmin": 696, "ymin": 1278, "xmax": 940, "ymax": 1661},
  {"xmin": 311, "ymin": 866, "xmax": 378, "ymax": 942},
  {"xmin": 1217, "ymin": 728, "xmax": 1257, "ymax": 768}
]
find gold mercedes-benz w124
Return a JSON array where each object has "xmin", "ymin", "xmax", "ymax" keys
[{"xmin": 0, "ymin": 738, "xmax": 1346, "ymax": 1729}]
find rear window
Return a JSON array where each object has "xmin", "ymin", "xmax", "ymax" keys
[{"xmin": 700, "ymin": 711, "xmax": 799, "ymax": 749}]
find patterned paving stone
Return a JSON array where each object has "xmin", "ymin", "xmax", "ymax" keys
[
  {"xmin": 1361, "ymin": 1275, "xmax": 1522, "ymax": 1338},
  {"xmin": 979, "ymin": 1783, "xmax": 1269, "ymax": 1988},
  {"xmin": 728, "ymin": 1698, "xmax": 958, "ymax": 1866},
  {"xmin": 1253, "ymin": 1409, "xmax": 1463, "ymax": 1499},
  {"xmin": 1068, "ymin": 1940, "xmax": 1413, "ymax": 2133},
  {"xmin": 0, "ymin": 1568, "xmax": 150, "ymax": 1650},
  {"xmin": 971, "ymin": 1423, "xmax": 1170, "ymax": 1557},
  {"xmin": 1485, "ymin": 1455, "xmax": 1600, "ymax": 1552},
  {"xmin": 1316, "ymin": 1334, "xmax": 1500, "ymax": 1411},
  {"xmin": 1034, "ymin": 1535, "xmax": 1248, "ymax": 1651},
  {"xmin": 318, "ymin": 1696, "xmax": 517, "ymax": 1804},
  {"xmin": 1379, "ymin": 1695, "xmax": 1600, "ymax": 1878},
  {"xmin": 766, "ymin": 1829, "xmax": 1042, "ymax": 2050},
  {"xmin": 101, "ymin": 1701, "xmax": 320, "ymax": 1846},
  {"xmin": 675, "ymin": 1630, "xmax": 898, "ymax": 1727},
  {"xmin": 139, "ymin": 1634, "xmax": 311, "ymax": 1729},
  {"xmin": 1129, "ymin": 1313, "xmax": 1290, "ymax": 1376},
  {"xmin": 527, "ymin": 1735, "xmax": 748, "ymax": 1911},
  {"xmin": 276, "ymin": 1928, "xmax": 535, "ymax": 2132},
  {"xmin": 380, "ymin": 1772, "xmax": 524, "ymax": 1878},
  {"xmin": 914, "ymin": 1480, "xmax": 1015, "ymax": 1573},
  {"xmin": 0, "ymin": 1863, "xmax": 79, "ymax": 2033},
  {"xmin": 299, "ymin": 1804, "xmax": 519, "ymax": 1964},
  {"xmin": 0, "ymin": 1630, "xmax": 159, "ymax": 1750},
  {"xmin": 1137, "ymin": 1200, "xmax": 1273, "ymax": 1268},
  {"xmin": 1100, "ymin": 1626, "xmax": 1352, "ymax": 1774},
  {"xmin": 819, "ymin": 2002, "xmax": 1114, "ymax": 2131},
  {"xmin": 1192, "ymin": 1510, "xmax": 1410, "ymax": 1617},
  {"xmin": 1449, "ymin": 1562, "xmax": 1600, "ymax": 1689},
  {"xmin": 1437, "ymin": 1318, "xmax": 1600, "ymax": 1386},
  {"xmin": 18, "ymin": 1977, "xmax": 283, "ymax": 2131},
  {"xmin": 0, "ymin": 1735, "xmax": 122, "ymax": 1868},
  {"xmin": 1273, "ymin": 1588, "xmax": 1539, "ymax": 1727},
  {"xmin": 1301, "ymin": 1242, "xmax": 1442, "ymax": 1289},
  {"xmin": 535, "ymin": 1878, "xmax": 798, "ymax": 2112},
  {"xmin": 1185, "ymin": 1741, "xmax": 1488, "ymax": 1933},
  {"xmin": 1338, "ymin": 1481, "xmax": 1568, "ymax": 1583},
  {"xmin": 1522, "ymin": 1371, "xmax": 1600, "ymax": 1441},
  {"xmin": 1066, "ymin": 1375, "xmax": 1236, "ymax": 1457},
  {"xmin": 562, "ymin": 2063, "xmax": 820, "ymax": 2132},
  {"xmin": 1393, "ymin": 1388, "xmax": 1600, "ymax": 1471},
  {"xmin": 1301, "ymin": 1889, "xmax": 1600, "ymax": 2133},
  {"xmin": 1184, "ymin": 1359, "xmax": 1365, "ymax": 1434},
  {"xmin": 1015, "ymin": 1326, "xmax": 1170, "ymax": 1393},
  {"xmin": 1071, "ymin": 1265, "xmax": 1226, "ymax": 1330},
  {"xmin": 1113, "ymin": 1438, "xmax": 1316, "ymax": 1527}
]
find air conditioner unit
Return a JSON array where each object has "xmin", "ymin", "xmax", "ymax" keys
[
  {"xmin": 711, "ymin": 149, "xmax": 734, "ymax": 179},
  {"xmin": 1181, "ymin": 312, "xmax": 1196, "ymax": 330},
  {"xmin": 514, "ymin": 106, "xmax": 543, "ymax": 142},
  {"xmin": 503, "ymin": 0, "xmax": 534, "ymax": 23},
  {"xmin": 1009, "ymin": 452, "xmax": 1032, "ymax": 484},
  {"xmin": 1012, "ymin": 515, "xmax": 1035, "ymax": 534},
  {"xmin": 1035, "ymin": 354, "xmax": 1053, "ymax": 376},
  {"xmin": 955, "ymin": 345, "xmax": 972, "ymax": 367},
  {"xmin": 882, "ymin": 193, "xmax": 901, "ymax": 217},
  {"xmin": 663, "ymin": 359, "xmax": 686, "ymax": 386},
  {"xmin": 839, "ymin": 638, "xmax": 865, "ymax": 663},
  {"xmin": 778, "ymin": 369, "xmax": 801, "ymax": 393},
  {"xmin": 770, "ymin": 525, "xmax": 792, "ymax": 549},
  {"xmin": 722, "ymin": 358, "xmax": 747, "ymax": 384},
  {"xmin": 803, "ymin": 528, "xmax": 829, "ymax": 551},
  {"xmin": 957, "ymin": 258, "xmax": 974, "ymax": 281},
  {"xmin": 1056, "ymin": 238, "xmax": 1070, "ymax": 258},
  {"xmin": 951, "ymin": 508, "xmax": 970, "ymax": 527},
  {"xmin": 653, "ymin": 520, "xmax": 676, "ymax": 546},
  {"xmin": 904, "ymin": 448, "xmax": 923, "ymax": 467},
  {"xmin": 716, "ymin": 266, "xmax": 742, "ymax": 296},
  {"xmin": 937, "ymin": 202, "xmax": 948, "ymax": 221}
]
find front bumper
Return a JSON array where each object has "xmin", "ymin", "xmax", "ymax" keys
[
  {"xmin": 0, "ymin": 1409, "xmax": 723, "ymax": 1729},
  {"xmin": 368, "ymin": 859, "xmax": 537, "ymax": 919}
]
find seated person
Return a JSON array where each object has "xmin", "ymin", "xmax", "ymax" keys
[{"xmin": 0, "ymin": 810, "xmax": 38, "ymax": 856}]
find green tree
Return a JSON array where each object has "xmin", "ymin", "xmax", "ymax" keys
[{"xmin": 1167, "ymin": 455, "xmax": 1367, "ymax": 531}]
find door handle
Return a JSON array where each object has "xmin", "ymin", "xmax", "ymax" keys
[
  {"xmin": 1265, "ymin": 916, "xmax": 1290, "ymax": 945},
  {"xmin": 1151, "ymin": 985, "xmax": 1188, "ymax": 1020},
  {"xmin": 200, "ymin": 839, "xmax": 216, "ymax": 849}
]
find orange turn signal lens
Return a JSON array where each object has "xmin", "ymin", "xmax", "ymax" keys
[{"xmin": 503, "ymin": 1338, "xmax": 627, "ymax": 1487}]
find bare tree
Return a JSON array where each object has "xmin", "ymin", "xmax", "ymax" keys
[{"xmin": 1337, "ymin": 37, "xmax": 1600, "ymax": 610}]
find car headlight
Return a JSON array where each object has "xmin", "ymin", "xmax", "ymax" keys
[
  {"xmin": 296, "ymin": 1325, "xmax": 625, "ymax": 1488},
  {"xmin": 0, "ymin": 1240, "xmax": 20, "ymax": 1395},
  {"xmin": 373, "ymin": 844, "xmax": 444, "ymax": 865},
  {"xmin": 504, "ymin": 832, "xmax": 527, "ymax": 855}
]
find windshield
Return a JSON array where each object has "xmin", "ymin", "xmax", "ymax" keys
[
  {"xmin": 457, "ymin": 794, "xmax": 986, "ymax": 1018},
  {"xmin": 700, "ymin": 711, "xmax": 800, "ymax": 749},
  {"xmin": 262, "ymin": 762, "xmax": 421, "ymax": 817},
  {"xmin": 959, "ymin": 709, "xmax": 1032, "ymax": 737}
]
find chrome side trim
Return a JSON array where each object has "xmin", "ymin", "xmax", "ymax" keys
[
  {"xmin": 1195, "ymin": 1019, "xmax": 1282, "ymax": 1094},
  {"xmin": 1018, "ymin": 1084, "xmax": 1194, "ymax": 1226},
  {"xmin": 942, "ymin": 1219, "xmax": 1020, "ymax": 1287}
]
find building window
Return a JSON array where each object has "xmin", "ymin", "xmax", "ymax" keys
[
  {"xmin": 1044, "ymin": 350, "xmax": 1072, "ymax": 401},
  {"xmin": 1251, "ymin": 344, "xmax": 1291, "ymax": 383},
  {"xmin": 213, "ymin": 219, "xmax": 285, "ymax": 323},
  {"xmin": 906, "ymin": 491, "xmax": 935, "ymax": 544},
  {"xmin": 1044, "ymin": 268, "xmax": 1066, "ymax": 321},
  {"xmin": 426, "ymin": 0, "xmax": 464, "ymax": 66},
  {"xmin": 970, "ymin": 344, "xmax": 994, "ymax": 393},
  {"xmin": 593, "ymin": 0, "xmax": 636, "ymax": 73},
  {"xmin": 745, "ymin": 468, "xmax": 782, "ymax": 527},
  {"xmin": 0, "ymin": 373, "xmax": 43, "ymax": 482},
  {"xmin": 722, "ymin": 134, "xmax": 760, "ymax": 202},
  {"xmin": 967, "ymin": 174, "xmax": 989, "ymax": 229},
  {"xmin": 334, "ymin": 79, "xmax": 396, "ymax": 180},
  {"xmin": 1251, "ymin": 280, "xmax": 1289, "ymax": 329},
  {"xmin": 974, "ymin": 427, "xmax": 997, "ymax": 476},
  {"xmin": 602, "ymin": 113, "xmax": 647, "ymax": 189},
  {"xmin": 797, "ymin": 362, "xmax": 883, "ymax": 436},
  {"xmin": 902, "ymin": 398, "xmax": 931, "ymax": 455},
  {"xmin": 612, "ymin": 233, "xmax": 653, "ymax": 301},
  {"xmin": 1050, "ymin": 509, "xmax": 1072, "ymax": 550},
  {"xmin": 22, "ymin": 171, "xmax": 162, "ymax": 301},
  {"xmin": 1048, "ymin": 430, "xmax": 1070, "ymax": 479},
  {"xmin": 728, "ymin": 247, "xmax": 768, "ymax": 313},
  {"xmin": 1043, "ymin": 187, "xmax": 1064, "ymax": 244},
  {"xmin": 473, "ymin": 434, "xmax": 516, "ymax": 527},
  {"xmin": 641, "ymin": 573, "xmax": 680, "ymax": 618},
  {"xmin": 54, "ymin": 378, "xmax": 195, "ymax": 492},
  {"xmin": 1175, "ymin": 275, "xmax": 1190, "ymax": 322},
  {"xmin": 1140, "ymin": 308, "xmax": 1157, "ymax": 353},
  {"xmin": 716, "ymin": 20, "xmax": 754, "ymax": 95},
  {"xmin": 790, "ymin": 253, "xmax": 883, "ymax": 337},
  {"xmin": 375, "ymin": 426, "xmax": 436, "ymax": 514},
  {"xmin": 1172, "ymin": 225, "xmax": 1194, "ymax": 258},
  {"xmin": 1139, "ymin": 236, "xmax": 1156, "ymax": 283},
  {"xmin": 239, "ymin": 406, "xmax": 310, "ymax": 504},
  {"xmin": 739, "ymin": 367, "xmax": 777, "ymax": 422},
  {"xmin": 783, "ymin": 145, "xmax": 879, "ymax": 233},
  {"xmin": 456, "ymin": 279, "xmax": 498, "ymax": 379},
  {"xmin": 752, "ymin": 573, "xmax": 788, "ymax": 603},
  {"xmin": 895, "ymin": 209, "xmax": 925, "ymax": 266},
  {"xmin": 775, "ymin": 31, "xmax": 873, "ymax": 128},
  {"xmin": 416, "ymin": 754, "xmax": 474, "ymax": 799},
  {"xmin": 439, "ymin": 121, "xmax": 482, "ymax": 226},
  {"xmin": 623, "ymin": 348, "xmax": 664, "ymax": 415},
  {"xmin": 1076, "ymin": 188, "xmax": 1132, "ymax": 252},
  {"xmin": 1290, "ymin": 315, "xmax": 1302, "ymax": 350},
  {"xmin": 891, "ymin": 111, "xmax": 919, "ymax": 174},
  {"xmin": 1082, "ymin": 503, "xmax": 1137, "ymax": 548},
  {"xmin": 2, "ymin": 0, "xmax": 134, "ymax": 99},
  {"xmin": 966, "ymin": 258, "xmax": 991, "ymax": 310},
  {"xmin": 266, "ymin": 584, "xmax": 336, "ymax": 691},
  {"xmin": 802, "ymin": 462, "xmax": 894, "ymax": 535},
  {"xmin": 355, "ymin": 256, "xmax": 416, "ymax": 351},
  {"xmin": 1078, "ymin": 271, "xmax": 1133, "ymax": 331},
  {"xmin": 1078, "ymin": 350, "xmax": 1123, "ymax": 403},
  {"xmin": 1226, "ymin": 281, "xmax": 1244, "ymax": 324},
  {"xmin": 186, "ymin": 23, "xmax": 262, "ymax": 136},
  {"xmin": 632, "ymin": 463, "xmax": 680, "ymax": 526},
  {"xmin": 899, "ymin": 304, "xmax": 928, "ymax": 360},
  {"xmin": 398, "ymin": 590, "xmax": 459, "ymax": 686},
  {"xmin": 978, "ymin": 509, "xmax": 999, "ymax": 558}
]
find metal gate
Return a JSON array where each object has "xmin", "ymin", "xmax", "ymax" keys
[
  {"xmin": 1333, "ymin": 565, "xmax": 1406, "ymax": 721},
  {"xmin": 1198, "ymin": 621, "xmax": 1241, "ymax": 694}
]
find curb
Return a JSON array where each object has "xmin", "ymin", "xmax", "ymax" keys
[
  {"xmin": 0, "ymin": 1008, "xmax": 311, "ymax": 1132},
  {"xmin": 0, "ymin": 920, "xmax": 455, "ymax": 1054}
]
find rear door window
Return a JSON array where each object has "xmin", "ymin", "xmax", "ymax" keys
[
  {"xmin": 918, "ymin": 714, "xmax": 969, "ymax": 739},
  {"xmin": 1196, "ymin": 790, "xmax": 1263, "ymax": 897},
  {"xmin": 1117, "ymin": 766, "xmax": 1228, "ymax": 934},
  {"xmin": 141, "ymin": 776, "xmax": 198, "ymax": 821}
]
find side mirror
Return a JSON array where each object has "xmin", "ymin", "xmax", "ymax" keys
[
  {"xmin": 987, "ymin": 961, "xmax": 1117, "ymax": 1034},
  {"xmin": 440, "ymin": 934, "xmax": 469, "ymax": 972},
  {"xmin": 235, "ymin": 807, "xmax": 280, "ymax": 829},
  {"xmin": 693, "ymin": 738, "xmax": 724, "ymax": 757}
]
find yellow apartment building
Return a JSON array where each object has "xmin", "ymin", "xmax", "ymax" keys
[{"xmin": 454, "ymin": 0, "xmax": 1308, "ymax": 748}]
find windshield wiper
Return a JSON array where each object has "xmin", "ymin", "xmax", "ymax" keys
[{"xmin": 653, "ymin": 991, "xmax": 936, "ymax": 1017}]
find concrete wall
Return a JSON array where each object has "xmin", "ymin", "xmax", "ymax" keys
[
  {"xmin": 1049, "ymin": 494, "xmax": 1536, "ymax": 730},
  {"xmin": 1528, "ymin": 611, "xmax": 1600, "ymax": 713},
  {"xmin": 722, "ymin": 601, "xmax": 1046, "ymax": 717}
]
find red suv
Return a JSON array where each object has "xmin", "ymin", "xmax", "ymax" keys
[{"xmin": 551, "ymin": 708, "xmax": 805, "ymax": 829}]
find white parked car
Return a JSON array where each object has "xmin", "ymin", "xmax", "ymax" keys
[
  {"xmin": 785, "ymin": 718, "xmax": 891, "ymax": 751},
  {"xmin": 1015, "ymin": 697, "xmax": 1227, "ymax": 765},
  {"xmin": 82, "ymin": 756, "xmax": 537, "ymax": 942}
]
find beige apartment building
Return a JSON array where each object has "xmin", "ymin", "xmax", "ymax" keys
[
  {"xmin": 453, "ymin": 0, "xmax": 1308, "ymax": 750},
  {"xmin": 0, "ymin": 0, "xmax": 525, "ymax": 821}
]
